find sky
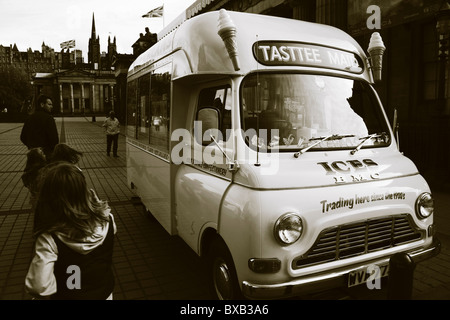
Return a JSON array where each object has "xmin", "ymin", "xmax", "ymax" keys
[{"xmin": 0, "ymin": 0, "xmax": 196, "ymax": 59}]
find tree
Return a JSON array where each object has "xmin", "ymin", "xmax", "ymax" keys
[{"xmin": 0, "ymin": 65, "xmax": 32, "ymax": 113}]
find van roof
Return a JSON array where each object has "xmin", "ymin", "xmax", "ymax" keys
[{"xmin": 128, "ymin": 10, "xmax": 369, "ymax": 80}]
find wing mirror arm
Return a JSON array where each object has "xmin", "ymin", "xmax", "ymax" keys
[
  {"xmin": 210, "ymin": 134, "xmax": 240, "ymax": 172},
  {"xmin": 393, "ymin": 108, "xmax": 400, "ymax": 151}
]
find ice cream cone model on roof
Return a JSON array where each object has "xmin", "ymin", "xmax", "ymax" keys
[
  {"xmin": 217, "ymin": 9, "xmax": 240, "ymax": 71},
  {"xmin": 367, "ymin": 32, "xmax": 386, "ymax": 82}
]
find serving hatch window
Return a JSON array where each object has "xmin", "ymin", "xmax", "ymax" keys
[{"xmin": 241, "ymin": 73, "xmax": 390, "ymax": 152}]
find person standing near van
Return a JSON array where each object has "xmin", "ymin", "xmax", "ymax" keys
[
  {"xmin": 102, "ymin": 111, "xmax": 120, "ymax": 157},
  {"xmin": 20, "ymin": 94, "xmax": 59, "ymax": 159},
  {"xmin": 25, "ymin": 162, "xmax": 116, "ymax": 300}
]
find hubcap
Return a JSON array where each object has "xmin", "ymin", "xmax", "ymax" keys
[{"xmin": 213, "ymin": 258, "xmax": 233, "ymax": 300}]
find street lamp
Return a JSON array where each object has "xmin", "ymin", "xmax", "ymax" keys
[{"xmin": 436, "ymin": 1, "xmax": 450, "ymax": 113}]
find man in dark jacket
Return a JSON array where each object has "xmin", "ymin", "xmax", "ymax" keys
[{"xmin": 20, "ymin": 95, "xmax": 59, "ymax": 159}]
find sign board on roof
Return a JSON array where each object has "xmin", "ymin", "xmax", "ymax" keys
[{"xmin": 253, "ymin": 41, "xmax": 364, "ymax": 73}]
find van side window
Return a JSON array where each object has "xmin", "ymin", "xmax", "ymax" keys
[
  {"xmin": 195, "ymin": 86, "xmax": 231, "ymax": 144},
  {"xmin": 126, "ymin": 79, "xmax": 138, "ymax": 139},
  {"xmin": 125, "ymin": 63, "xmax": 171, "ymax": 155},
  {"xmin": 149, "ymin": 64, "xmax": 171, "ymax": 153},
  {"xmin": 138, "ymin": 74, "xmax": 151, "ymax": 144}
]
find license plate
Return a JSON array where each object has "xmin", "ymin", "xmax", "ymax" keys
[{"xmin": 347, "ymin": 263, "xmax": 389, "ymax": 287}]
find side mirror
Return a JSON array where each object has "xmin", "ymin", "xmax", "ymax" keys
[
  {"xmin": 392, "ymin": 108, "xmax": 400, "ymax": 151},
  {"xmin": 197, "ymin": 107, "xmax": 220, "ymax": 146}
]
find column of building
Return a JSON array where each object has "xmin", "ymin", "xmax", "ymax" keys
[
  {"xmin": 110, "ymin": 84, "xmax": 115, "ymax": 112},
  {"xmin": 58, "ymin": 82, "xmax": 101, "ymax": 114},
  {"xmin": 92, "ymin": 83, "xmax": 96, "ymax": 113},
  {"xmin": 59, "ymin": 84, "xmax": 63, "ymax": 113},
  {"xmin": 70, "ymin": 84, "xmax": 74, "ymax": 113},
  {"xmin": 81, "ymin": 83, "xmax": 85, "ymax": 114},
  {"xmin": 99, "ymin": 84, "xmax": 104, "ymax": 113}
]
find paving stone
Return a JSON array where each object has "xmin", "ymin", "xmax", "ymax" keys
[{"xmin": 0, "ymin": 117, "xmax": 448, "ymax": 301}]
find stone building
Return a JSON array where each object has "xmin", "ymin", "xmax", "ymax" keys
[
  {"xmin": 31, "ymin": 13, "xmax": 117, "ymax": 116},
  {"xmin": 0, "ymin": 42, "xmax": 56, "ymax": 73}
]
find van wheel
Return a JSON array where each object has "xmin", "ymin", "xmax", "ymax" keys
[{"xmin": 208, "ymin": 238, "xmax": 243, "ymax": 300}]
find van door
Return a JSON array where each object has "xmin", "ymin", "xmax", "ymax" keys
[{"xmin": 174, "ymin": 84, "xmax": 234, "ymax": 252}]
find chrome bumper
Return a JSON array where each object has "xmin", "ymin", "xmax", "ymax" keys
[{"xmin": 242, "ymin": 238, "xmax": 441, "ymax": 300}]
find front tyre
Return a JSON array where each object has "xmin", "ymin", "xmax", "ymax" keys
[{"xmin": 208, "ymin": 238, "xmax": 243, "ymax": 300}]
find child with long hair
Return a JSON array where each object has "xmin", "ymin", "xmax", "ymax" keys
[
  {"xmin": 22, "ymin": 143, "xmax": 84, "ymax": 234},
  {"xmin": 49, "ymin": 143, "xmax": 83, "ymax": 164},
  {"xmin": 25, "ymin": 162, "xmax": 116, "ymax": 300}
]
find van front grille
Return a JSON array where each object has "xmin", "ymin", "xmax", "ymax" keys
[{"xmin": 293, "ymin": 215, "xmax": 424, "ymax": 269}]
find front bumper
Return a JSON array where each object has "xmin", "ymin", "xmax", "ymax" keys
[{"xmin": 242, "ymin": 237, "xmax": 441, "ymax": 299}]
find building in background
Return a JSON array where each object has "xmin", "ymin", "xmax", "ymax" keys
[
  {"xmin": 31, "ymin": 13, "xmax": 117, "ymax": 118},
  {"xmin": 108, "ymin": 26, "xmax": 158, "ymax": 125},
  {"xmin": 0, "ymin": 42, "xmax": 58, "ymax": 118},
  {"xmin": 112, "ymin": 53, "xmax": 135, "ymax": 124},
  {"xmin": 132, "ymin": 27, "xmax": 158, "ymax": 57}
]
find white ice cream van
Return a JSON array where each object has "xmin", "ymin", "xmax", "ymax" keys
[{"xmin": 125, "ymin": 9, "xmax": 440, "ymax": 299}]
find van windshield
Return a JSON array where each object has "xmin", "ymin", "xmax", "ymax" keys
[{"xmin": 241, "ymin": 73, "xmax": 390, "ymax": 152}]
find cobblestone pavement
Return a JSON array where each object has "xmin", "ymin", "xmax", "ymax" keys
[
  {"xmin": 0, "ymin": 117, "xmax": 449, "ymax": 300},
  {"xmin": 0, "ymin": 118, "xmax": 210, "ymax": 300}
]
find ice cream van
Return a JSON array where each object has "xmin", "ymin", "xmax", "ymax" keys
[{"xmin": 125, "ymin": 9, "xmax": 440, "ymax": 299}]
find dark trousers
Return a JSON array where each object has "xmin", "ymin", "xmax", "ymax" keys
[{"xmin": 106, "ymin": 134, "xmax": 119, "ymax": 156}]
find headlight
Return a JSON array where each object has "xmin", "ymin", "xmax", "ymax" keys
[
  {"xmin": 274, "ymin": 213, "xmax": 303, "ymax": 245},
  {"xmin": 415, "ymin": 192, "xmax": 434, "ymax": 219}
]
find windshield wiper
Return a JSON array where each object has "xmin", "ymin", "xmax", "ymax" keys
[
  {"xmin": 294, "ymin": 134, "xmax": 355, "ymax": 158},
  {"xmin": 350, "ymin": 133, "xmax": 386, "ymax": 155}
]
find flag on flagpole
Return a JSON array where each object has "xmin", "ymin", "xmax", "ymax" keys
[
  {"xmin": 142, "ymin": 5, "xmax": 164, "ymax": 18},
  {"xmin": 60, "ymin": 39, "xmax": 75, "ymax": 50}
]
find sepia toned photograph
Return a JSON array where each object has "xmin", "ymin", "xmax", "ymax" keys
[{"xmin": 0, "ymin": 0, "xmax": 449, "ymax": 311}]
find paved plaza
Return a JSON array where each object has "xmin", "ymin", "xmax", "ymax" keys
[
  {"xmin": 0, "ymin": 117, "xmax": 449, "ymax": 300},
  {"xmin": 0, "ymin": 117, "xmax": 210, "ymax": 300}
]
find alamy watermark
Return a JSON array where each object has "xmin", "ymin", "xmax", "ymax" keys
[
  {"xmin": 66, "ymin": 265, "xmax": 81, "ymax": 290},
  {"xmin": 349, "ymin": 264, "xmax": 386, "ymax": 290},
  {"xmin": 367, "ymin": 5, "xmax": 381, "ymax": 30},
  {"xmin": 366, "ymin": 264, "xmax": 383, "ymax": 290},
  {"xmin": 171, "ymin": 122, "xmax": 280, "ymax": 175}
]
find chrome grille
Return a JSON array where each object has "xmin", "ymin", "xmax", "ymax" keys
[{"xmin": 293, "ymin": 215, "xmax": 424, "ymax": 269}]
